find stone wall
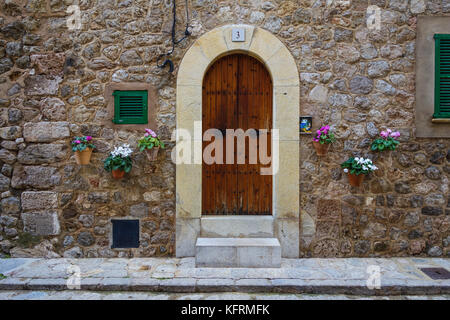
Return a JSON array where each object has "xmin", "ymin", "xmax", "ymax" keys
[{"xmin": 0, "ymin": 0, "xmax": 449, "ymax": 258}]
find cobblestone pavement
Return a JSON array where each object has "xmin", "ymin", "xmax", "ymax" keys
[
  {"xmin": 0, "ymin": 257, "xmax": 449, "ymax": 296},
  {"xmin": 0, "ymin": 290, "xmax": 448, "ymax": 300}
]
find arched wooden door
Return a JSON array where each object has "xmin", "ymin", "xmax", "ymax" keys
[{"xmin": 202, "ymin": 54, "xmax": 272, "ymax": 215}]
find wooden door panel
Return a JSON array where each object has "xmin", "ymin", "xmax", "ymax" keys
[{"xmin": 202, "ymin": 54, "xmax": 272, "ymax": 215}]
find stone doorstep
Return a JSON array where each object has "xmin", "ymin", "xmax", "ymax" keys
[
  {"xmin": 200, "ymin": 216, "xmax": 274, "ymax": 238},
  {"xmin": 0, "ymin": 278, "xmax": 449, "ymax": 295},
  {"xmin": 195, "ymin": 238, "xmax": 282, "ymax": 268},
  {"xmin": 196, "ymin": 237, "xmax": 280, "ymax": 247}
]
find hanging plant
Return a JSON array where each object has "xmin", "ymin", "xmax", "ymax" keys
[
  {"xmin": 370, "ymin": 129, "xmax": 400, "ymax": 152},
  {"xmin": 137, "ymin": 129, "xmax": 165, "ymax": 161},
  {"xmin": 312, "ymin": 125, "xmax": 336, "ymax": 156},
  {"xmin": 71, "ymin": 136, "xmax": 95, "ymax": 165},
  {"xmin": 104, "ymin": 144, "xmax": 133, "ymax": 179},
  {"xmin": 341, "ymin": 157, "xmax": 378, "ymax": 187}
]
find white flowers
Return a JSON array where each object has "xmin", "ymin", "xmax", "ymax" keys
[
  {"xmin": 343, "ymin": 168, "xmax": 349, "ymax": 173},
  {"xmin": 110, "ymin": 144, "xmax": 133, "ymax": 158},
  {"xmin": 354, "ymin": 157, "xmax": 378, "ymax": 171}
]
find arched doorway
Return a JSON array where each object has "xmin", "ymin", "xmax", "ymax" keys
[
  {"xmin": 176, "ymin": 25, "xmax": 300, "ymax": 258},
  {"xmin": 202, "ymin": 54, "xmax": 273, "ymax": 215}
]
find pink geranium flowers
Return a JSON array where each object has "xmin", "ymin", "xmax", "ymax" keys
[
  {"xmin": 380, "ymin": 129, "xmax": 400, "ymax": 139},
  {"xmin": 71, "ymin": 136, "xmax": 95, "ymax": 152},
  {"xmin": 371, "ymin": 128, "xmax": 401, "ymax": 152},
  {"xmin": 144, "ymin": 129, "xmax": 157, "ymax": 138},
  {"xmin": 138, "ymin": 128, "xmax": 165, "ymax": 151},
  {"xmin": 313, "ymin": 125, "xmax": 336, "ymax": 144}
]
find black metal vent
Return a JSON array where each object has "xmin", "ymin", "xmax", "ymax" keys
[
  {"xmin": 420, "ymin": 267, "xmax": 450, "ymax": 280},
  {"xmin": 112, "ymin": 219, "xmax": 139, "ymax": 248}
]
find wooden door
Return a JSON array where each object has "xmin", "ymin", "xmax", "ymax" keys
[{"xmin": 202, "ymin": 54, "xmax": 272, "ymax": 215}]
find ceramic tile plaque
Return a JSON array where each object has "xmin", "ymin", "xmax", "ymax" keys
[{"xmin": 232, "ymin": 28, "xmax": 245, "ymax": 42}]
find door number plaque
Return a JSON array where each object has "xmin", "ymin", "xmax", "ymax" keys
[{"xmin": 232, "ymin": 28, "xmax": 245, "ymax": 42}]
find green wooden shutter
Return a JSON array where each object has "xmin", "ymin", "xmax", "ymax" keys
[
  {"xmin": 434, "ymin": 34, "xmax": 450, "ymax": 118},
  {"xmin": 113, "ymin": 90, "xmax": 148, "ymax": 124}
]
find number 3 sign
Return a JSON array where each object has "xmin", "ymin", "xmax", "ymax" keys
[{"xmin": 232, "ymin": 28, "xmax": 245, "ymax": 42}]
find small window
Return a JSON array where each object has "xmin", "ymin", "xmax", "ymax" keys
[
  {"xmin": 111, "ymin": 219, "xmax": 140, "ymax": 248},
  {"xmin": 434, "ymin": 34, "xmax": 450, "ymax": 119},
  {"xmin": 113, "ymin": 90, "xmax": 148, "ymax": 124}
]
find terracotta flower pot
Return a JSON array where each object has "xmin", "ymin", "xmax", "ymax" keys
[
  {"xmin": 145, "ymin": 147, "xmax": 160, "ymax": 161},
  {"xmin": 347, "ymin": 173, "xmax": 365, "ymax": 187},
  {"xmin": 75, "ymin": 148, "xmax": 93, "ymax": 165},
  {"xmin": 312, "ymin": 141, "xmax": 330, "ymax": 156},
  {"xmin": 111, "ymin": 169, "xmax": 125, "ymax": 180}
]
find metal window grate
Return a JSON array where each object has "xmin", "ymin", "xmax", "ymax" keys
[
  {"xmin": 420, "ymin": 267, "xmax": 450, "ymax": 280},
  {"xmin": 111, "ymin": 219, "xmax": 140, "ymax": 248}
]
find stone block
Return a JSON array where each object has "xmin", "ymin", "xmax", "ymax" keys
[
  {"xmin": 0, "ymin": 174, "xmax": 10, "ymax": 192},
  {"xmin": 17, "ymin": 144, "xmax": 68, "ymax": 164},
  {"xmin": 24, "ymin": 75, "xmax": 62, "ymax": 96},
  {"xmin": 249, "ymin": 27, "xmax": 283, "ymax": 62},
  {"xmin": 21, "ymin": 191, "xmax": 58, "ymax": 210},
  {"xmin": 23, "ymin": 122, "xmax": 70, "ymax": 142},
  {"xmin": 11, "ymin": 165, "xmax": 61, "ymax": 189},
  {"xmin": 275, "ymin": 141, "xmax": 299, "ymax": 219},
  {"xmin": 21, "ymin": 210, "xmax": 61, "ymax": 236},
  {"xmin": 274, "ymin": 218, "xmax": 299, "ymax": 258},
  {"xmin": 40, "ymin": 97, "xmax": 67, "ymax": 121},
  {"xmin": 0, "ymin": 126, "xmax": 22, "ymax": 140},
  {"xmin": 30, "ymin": 53, "xmax": 65, "ymax": 75},
  {"xmin": 195, "ymin": 28, "xmax": 227, "ymax": 61},
  {"xmin": 0, "ymin": 149, "xmax": 16, "ymax": 164},
  {"xmin": 266, "ymin": 44, "xmax": 299, "ymax": 87},
  {"xmin": 0, "ymin": 197, "xmax": 20, "ymax": 215},
  {"xmin": 301, "ymin": 211, "xmax": 315, "ymax": 236},
  {"xmin": 176, "ymin": 218, "xmax": 200, "ymax": 257},
  {"xmin": 130, "ymin": 203, "xmax": 149, "ymax": 217},
  {"xmin": 176, "ymin": 164, "xmax": 202, "ymax": 219}
]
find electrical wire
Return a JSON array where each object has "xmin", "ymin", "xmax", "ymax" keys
[{"xmin": 157, "ymin": 0, "xmax": 191, "ymax": 73}]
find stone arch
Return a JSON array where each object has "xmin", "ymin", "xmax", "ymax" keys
[{"xmin": 176, "ymin": 24, "xmax": 300, "ymax": 258}]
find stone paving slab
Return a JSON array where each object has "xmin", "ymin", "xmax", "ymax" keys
[
  {"xmin": 0, "ymin": 290, "xmax": 449, "ymax": 300},
  {"xmin": 0, "ymin": 257, "xmax": 449, "ymax": 295}
]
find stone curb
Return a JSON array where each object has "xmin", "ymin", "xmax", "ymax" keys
[{"xmin": 0, "ymin": 278, "xmax": 448, "ymax": 295}]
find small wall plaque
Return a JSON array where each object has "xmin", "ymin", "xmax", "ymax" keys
[
  {"xmin": 300, "ymin": 116, "xmax": 312, "ymax": 134},
  {"xmin": 232, "ymin": 28, "xmax": 245, "ymax": 42}
]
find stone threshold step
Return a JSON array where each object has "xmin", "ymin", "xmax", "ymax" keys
[
  {"xmin": 196, "ymin": 237, "xmax": 280, "ymax": 247},
  {"xmin": 0, "ymin": 278, "xmax": 449, "ymax": 296},
  {"xmin": 200, "ymin": 216, "xmax": 274, "ymax": 238},
  {"xmin": 195, "ymin": 237, "xmax": 281, "ymax": 268}
]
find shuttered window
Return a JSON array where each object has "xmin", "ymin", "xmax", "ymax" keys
[
  {"xmin": 113, "ymin": 90, "xmax": 148, "ymax": 124},
  {"xmin": 434, "ymin": 34, "xmax": 450, "ymax": 119}
]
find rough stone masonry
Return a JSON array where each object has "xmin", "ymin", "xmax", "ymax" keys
[{"xmin": 0, "ymin": 0, "xmax": 449, "ymax": 258}]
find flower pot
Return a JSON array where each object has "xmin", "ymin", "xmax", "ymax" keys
[
  {"xmin": 312, "ymin": 141, "xmax": 330, "ymax": 156},
  {"xmin": 145, "ymin": 147, "xmax": 160, "ymax": 161},
  {"xmin": 347, "ymin": 173, "xmax": 365, "ymax": 187},
  {"xmin": 75, "ymin": 148, "xmax": 93, "ymax": 165},
  {"xmin": 111, "ymin": 169, "xmax": 125, "ymax": 180}
]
